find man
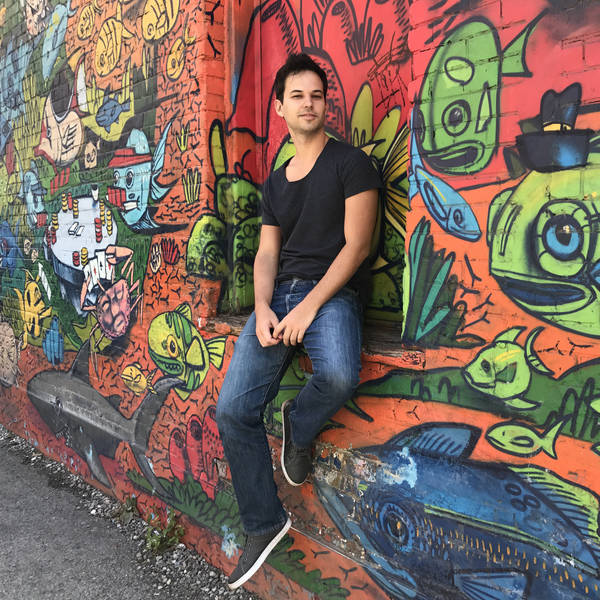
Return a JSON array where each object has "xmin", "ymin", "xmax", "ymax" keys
[{"xmin": 216, "ymin": 53, "xmax": 380, "ymax": 589}]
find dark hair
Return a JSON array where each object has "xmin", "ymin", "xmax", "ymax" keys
[{"xmin": 274, "ymin": 53, "xmax": 328, "ymax": 103}]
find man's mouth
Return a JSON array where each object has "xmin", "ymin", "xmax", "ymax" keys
[{"xmin": 123, "ymin": 200, "xmax": 138, "ymax": 212}]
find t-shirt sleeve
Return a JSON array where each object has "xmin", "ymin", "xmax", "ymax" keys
[
  {"xmin": 260, "ymin": 177, "xmax": 279, "ymax": 226},
  {"xmin": 341, "ymin": 148, "xmax": 382, "ymax": 199}
]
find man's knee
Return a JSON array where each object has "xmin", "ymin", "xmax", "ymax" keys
[{"xmin": 312, "ymin": 364, "xmax": 359, "ymax": 398}]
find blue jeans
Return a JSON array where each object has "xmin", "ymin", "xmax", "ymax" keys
[{"xmin": 216, "ymin": 279, "xmax": 363, "ymax": 535}]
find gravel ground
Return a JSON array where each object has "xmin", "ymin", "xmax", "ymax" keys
[{"xmin": 0, "ymin": 424, "xmax": 260, "ymax": 600}]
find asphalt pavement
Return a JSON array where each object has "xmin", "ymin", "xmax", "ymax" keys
[{"xmin": 0, "ymin": 426, "xmax": 259, "ymax": 600}]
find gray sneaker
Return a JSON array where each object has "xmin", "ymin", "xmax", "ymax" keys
[
  {"xmin": 227, "ymin": 517, "xmax": 291, "ymax": 589},
  {"xmin": 281, "ymin": 399, "xmax": 312, "ymax": 486}
]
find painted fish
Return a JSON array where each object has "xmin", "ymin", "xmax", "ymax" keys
[
  {"xmin": 314, "ymin": 422, "xmax": 600, "ymax": 600},
  {"xmin": 408, "ymin": 109, "xmax": 481, "ymax": 241},
  {"xmin": 165, "ymin": 23, "xmax": 194, "ymax": 81},
  {"xmin": 121, "ymin": 362, "xmax": 157, "ymax": 396},
  {"xmin": 488, "ymin": 164, "xmax": 600, "ymax": 338},
  {"xmin": 415, "ymin": 15, "xmax": 543, "ymax": 175},
  {"xmin": 463, "ymin": 326, "xmax": 552, "ymax": 409},
  {"xmin": 148, "ymin": 302, "xmax": 226, "ymax": 400},
  {"xmin": 142, "ymin": 0, "xmax": 179, "ymax": 42},
  {"xmin": 14, "ymin": 270, "xmax": 52, "ymax": 349},
  {"xmin": 95, "ymin": 3, "xmax": 134, "ymax": 77},
  {"xmin": 95, "ymin": 90, "xmax": 131, "ymax": 132},
  {"xmin": 27, "ymin": 340, "xmax": 180, "ymax": 496},
  {"xmin": 485, "ymin": 415, "xmax": 572, "ymax": 458},
  {"xmin": 77, "ymin": 0, "xmax": 102, "ymax": 40}
]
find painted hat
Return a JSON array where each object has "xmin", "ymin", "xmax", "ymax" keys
[{"xmin": 108, "ymin": 129, "xmax": 152, "ymax": 168}]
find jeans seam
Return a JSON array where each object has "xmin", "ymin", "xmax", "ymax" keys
[{"xmin": 262, "ymin": 345, "xmax": 295, "ymax": 409}]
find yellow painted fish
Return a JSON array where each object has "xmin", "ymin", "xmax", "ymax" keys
[
  {"xmin": 165, "ymin": 23, "xmax": 194, "ymax": 81},
  {"xmin": 14, "ymin": 271, "xmax": 52, "ymax": 349},
  {"xmin": 77, "ymin": 0, "xmax": 102, "ymax": 40},
  {"xmin": 485, "ymin": 415, "xmax": 571, "ymax": 459},
  {"xmin": 121, "ymin": 362, "xmax": 158, "ymax": 396},
  {"xmin": 95, "ymin": 3, "xmax": 134, "ymax": 77},
  {"xmin": 142, "ymin": 0, "xmax": 179, "ymax": 42},
  {"xmin": 148, "ymin": 302, "xmax": 226, "ymax": 400}
]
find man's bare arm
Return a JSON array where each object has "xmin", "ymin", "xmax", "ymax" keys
[
  {"xmin": 272, "ymin": 188, "xmax": 378, "ymax": 346},
  {"xmin": 254, "ymin": 224, "xmax": 282, "ymax": 347}
]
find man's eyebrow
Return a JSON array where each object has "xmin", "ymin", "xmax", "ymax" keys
[{"xmin": 288, "ymin": 89, "xmax": 323, "ymax": 94}]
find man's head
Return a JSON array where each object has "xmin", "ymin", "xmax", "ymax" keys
[
  {"xmin": 274, "ymin": 54, "xmax": 328, "ymax": 103},
  {"xmin": 274, "ymin": 54, "xmax": 328, "ymax": 137}
]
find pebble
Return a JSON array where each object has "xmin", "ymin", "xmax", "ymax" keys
[{"xmin": 0, "ymin": 424, "xmax": 261, "ymax": 600}]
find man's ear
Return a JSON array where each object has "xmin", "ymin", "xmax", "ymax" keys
[{"xmin": 274, "ymin": 98, "xmax": 283, "ymax": 117}]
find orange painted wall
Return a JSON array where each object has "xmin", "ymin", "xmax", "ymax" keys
[{"xmin": 1, "ymin": 1, "xmax": 600, "ymax": 598}]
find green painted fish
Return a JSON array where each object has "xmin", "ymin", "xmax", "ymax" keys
[
  {"xmin": 462, "ymin": 326, "xmax": 552, "ymax": 409},
  {"xmin": 148, "ymin": 303, "xmax": 226, "ymax": 400},
  {"xmin": 485, "ymin": 415, "xmax": 572, "ymax": 458}
]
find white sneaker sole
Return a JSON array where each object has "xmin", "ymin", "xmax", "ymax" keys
[
  {"xmin": 280, "ymin": 400, "xmax": 306, "ymax": 487},
  {"xmin": 227, "ymin": 517, "xmax": 292, "ymax": 590}
]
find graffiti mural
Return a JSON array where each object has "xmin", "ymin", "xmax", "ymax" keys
[{"xmin": 1, "ymin": 0, "xmax": 600, "ymax": 599}]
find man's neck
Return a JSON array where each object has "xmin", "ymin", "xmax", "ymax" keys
[{"xmin": 289, "ymin": 130, "xmax": 329, "ymax": 165}]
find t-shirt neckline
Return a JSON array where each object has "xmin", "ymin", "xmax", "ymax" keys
[{"xmin": 283, "ymin": 138, "xmax": 333, "ymax": 184}]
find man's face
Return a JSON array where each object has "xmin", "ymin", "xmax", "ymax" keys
[{"xmin": 275, "ymin": 71, "xmax": 326, "ymax": 136}]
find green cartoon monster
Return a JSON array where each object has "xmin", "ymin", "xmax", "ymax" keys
[
  {"xmin": 186, "ymin": 121, "xmax": 261, "ymax": 312},
  {"xmin": 415, "ymin": 14, "xmax": 543, "ymax": 175},
  {"xmin": 463, "ymin": 326, "xmax": 553, "ymax": 409},
  {"xmin": 488, "ymin": 156, "xmax": 600, "ymax": 337},
  {"xmin": 148, "ymin": 303, "xmax": 226, "ymax": 400}
]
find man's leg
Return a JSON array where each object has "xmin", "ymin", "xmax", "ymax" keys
[
  {"xmin": 281, "ymin": 286, "xmax": 362, "ymax": 483},
  {"xmin": 216, "ymin": 311, "xmax": 295, "ymax": 535}
]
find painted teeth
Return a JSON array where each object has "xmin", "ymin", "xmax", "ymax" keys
[{"xmin": 123, "ymin": 201, "xmax": 137, "ymax": 211}]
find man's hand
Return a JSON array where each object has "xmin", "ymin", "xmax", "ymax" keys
[
  {"xmin": 255, "ymin": 305, "xmax": 281, "ymax": 347},
  {"xmin": 272, "ymin": 300, "xmax": 318, "ymax": 346}
]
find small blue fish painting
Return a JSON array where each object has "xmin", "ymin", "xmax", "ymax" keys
[
  {"xmin": 408, "ymin": 110, "xmax": 481, "ymax": 241},
  {"xmin": 42, "ymin": 316, "xmax": 64, "ymax": 366},
  {"xmin": 314, "ymin": 422, "xmax": 600, "ymax": 600},
  {"xmin": 96, "ymin": 90, "xmax": 131, "ymax": 132}
]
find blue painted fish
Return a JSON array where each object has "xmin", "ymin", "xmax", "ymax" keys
[
  {"xmin": 408, "ymin": 109, "xmax": 481, "ymax": 241},
  {"xmin": 96, "ymin": 90, "xmax": 131, "ymax": 132},
  {"xmin": 314, "ymin": 422, "xmax": 600, "ymax": 599}
]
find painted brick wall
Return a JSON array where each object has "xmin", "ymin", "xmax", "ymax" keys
[{"xmin": 1, "ymin": 1, "xmax": 600, "ymax": 599}]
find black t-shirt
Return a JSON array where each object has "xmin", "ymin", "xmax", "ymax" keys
[{"xmin": 261, "ymin": 138, "xmax": 381, "ymax": 298}]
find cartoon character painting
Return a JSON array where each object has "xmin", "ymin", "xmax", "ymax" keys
[{"xmin": 106, "ymin": 121, "xmax": 174, "ymax": 232}]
